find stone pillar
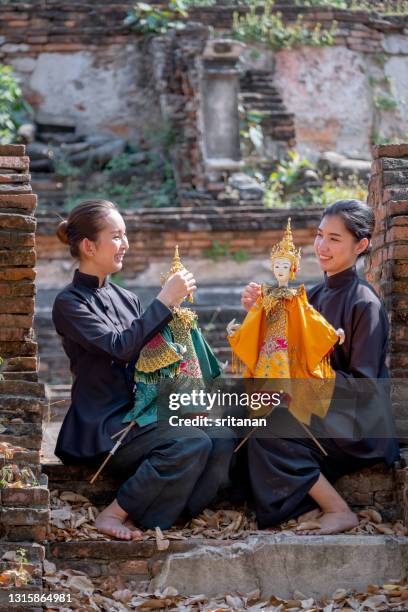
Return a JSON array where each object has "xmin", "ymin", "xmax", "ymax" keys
[
  {"xmin": 0, "ymin": 144, "xmax": 48, "ymax": 601},
  {"xmin": 201, "ymin": 39, "xmax": 244, "ymax": 172}
]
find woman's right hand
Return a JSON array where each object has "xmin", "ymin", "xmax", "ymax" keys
[
  {"xmin": 157, "ymin": 270, "xmax": 197, "ymax": 309},
  {"xmin": 241, "ymin": 282, "xmax": 262, "ymax": 311}
]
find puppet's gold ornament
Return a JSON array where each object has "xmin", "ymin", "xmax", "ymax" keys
[{"xmin": 160, "ymin": 245, "xmax": 194, "ymax": 304}]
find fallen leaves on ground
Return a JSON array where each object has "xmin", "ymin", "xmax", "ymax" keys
[
  {"xmin": 48, "ymin": 490, "xmax": 408, "ymax": 545},
  {"xmin": 39, "ymin": 564, "xmax": 408, "ymax": 611}
]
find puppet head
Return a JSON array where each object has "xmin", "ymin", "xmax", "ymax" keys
[
  {"xmin": 270, "ymin": 218, "xmax": 301, "ymax": 283},
  {"xmin": 161, "ymin": 245, "xmax": 194, "ymax": 303}
]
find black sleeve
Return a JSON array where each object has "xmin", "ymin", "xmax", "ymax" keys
[
  {"xmin": 336, "ymin": 299, "xmax": 388, "ymax": 381},
  {"xmin": 53, "ymin": 294, "xmax": 173, "ymax": 363}
]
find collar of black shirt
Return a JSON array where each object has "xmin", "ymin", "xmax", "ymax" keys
[
  {"xmin": 324, "ymin": 265, "xmax": 357, "ymax": 289},
  {"xmin": 73, "ymin": 269, "xmax": 108, "ymax": 290}
]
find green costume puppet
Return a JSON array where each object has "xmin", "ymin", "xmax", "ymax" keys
[{"xmin": 122, "ymin": 246, "xmax": 222, "ymax": 427}]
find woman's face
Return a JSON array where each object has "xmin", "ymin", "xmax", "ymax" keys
[
  {"xmin": 272, "ymin": 257, "xmax": 292, "ymax": 285},
  {"xmin": 314, "ymin": 214, "xmax": 368, "ymax": 276},
  {"xmin": 83, "ymin": 210, "xmax": 129, "ymax": 276}
]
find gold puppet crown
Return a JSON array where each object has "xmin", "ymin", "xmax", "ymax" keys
[
  {"xmin": 160, "ymin": 245, "xmax": 194, "ymax": 304},
  {"xmin": 270, "ymin": 218, "xmax": 301, "ymax": 278}
]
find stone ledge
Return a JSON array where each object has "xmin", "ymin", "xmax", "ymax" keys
[{"xmin": 150, "ymin": 534, "xmax": 408, "ymax": 599}]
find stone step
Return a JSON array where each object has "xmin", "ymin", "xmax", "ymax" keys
[
  {"xmin": 150, "ymin": 534, "xmax": 408, "ymax": 599},
  {"xmin": 45, "ymin": 535, "xmax": 408, "ymax": 600},
  {"xmin": 43, "ymin": 461, "xmax": 401, "ymax": 522}
]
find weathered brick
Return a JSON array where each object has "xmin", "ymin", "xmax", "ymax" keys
[
  {"xmin": 388, "ymin": 200, "xmax": 408, "ymax": 217},
  {"xmin": 0, "ymin": 296, "xmax": 35, "ymax": 314},
  {"xmin": 0, "ymin": 401, "xmax": 43, "ymax": 423},
  {"xmin": 1, "ymin": 487, "xmax": 49, "ymax": 507},
  {"xmin": 0, "ymin": 230, "xmax": 35, "ymax": 248},
  {"xmin": 0, "ymin": 317, "xmax": 34, "ymax": 334},
  {"xmin": 0, "ymin": 380, "xmax": 45, "ymax": 398},
  {"xmin": 0, "ymin": 340, "xmax": 37, "ymax": 357},
  {"xmin": 4, "ymin": 524, "xmax": 48, "ymax": 542},
  {"xmin": 373, "ymin": 144, "xmax": 408, "ymax": 159},
  {"xmin": 386, "ymin": 226, "xmax": 408, "ymax": 242},
  {"xmin": 0, "ymin": 281, "xmax": 35, "ymax": 297},
  {"xmin": 0, "ymin": 156, "xmax": 29, "ymax": 171},
  {"xmin": 0, "ymin": 145, "xmax": 26, "ymax": 156},
  {"xmin": 0, "ymin": 431, "xmax": 42, "ymax": 450},
  {"xmin": 0, "ymin": 173, "xmax": 31, "ymax": 184},
  {"xmin": 382, "ymin": 158, "xmax": 408, "ymax": 171},
  {"xmin": 0, "ymin": 183, "xmax": 32, "ymax": 195},
  {"xmin": 0, "ymin": 212, "xmax": 36, "ymax": 231},
  {"xmin": 0, "ymin": 249, "xmax": 36, "ymax": 267},
  {"xmin": 0, "ymin": 267, "xmax": 36, "ymax": 281},
  {"xmin": 109, "ymin": 560, "xmax": 149, "ymax": 575},
  {"xmin": 383, "ymin": 170, "xmax": 408, "ymax": 187},
  {"xmin": 0, "ymin": 328, "xmax": 33, "ymax": 341},
  {"xmin": 0, "ymin": 506, "xmax": 49, "ymax": 526},
  {"xmin": 48, "ymin": 540, "xmax": 157, "ymax": 559},
  {"xmin": 3, "ymin": 356, "xmax": 37, "ymax": 371},
  {"xmin": 0, "ymin": 193, "xmax": 37, "ymax": 211}
]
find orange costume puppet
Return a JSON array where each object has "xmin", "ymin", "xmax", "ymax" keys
[{"xmin": 227, "ymin": 218, "xmax": 345, "ymax": 425}]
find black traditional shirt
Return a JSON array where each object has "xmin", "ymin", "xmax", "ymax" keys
[
  {"xmin": 308, "ymin": 265, "xmax": 399, "ymax": 464},
  {"xmin": 52, "ymin": 270, "xmax": 173, "ymax": 462}
]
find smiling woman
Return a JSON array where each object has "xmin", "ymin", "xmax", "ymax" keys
[
  {"xmin": 239, "ymin": 200, "xmax": 399, "ymax": 535},
  {"xmin": 52, "ymin": 199, "xmax": 235, "ymax": 541}
]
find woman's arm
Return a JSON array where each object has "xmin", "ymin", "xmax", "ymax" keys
[{"xmin": 53, "ymin": 295, "xmax": 173, "ymax": 363}]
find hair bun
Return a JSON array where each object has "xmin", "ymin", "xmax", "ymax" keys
[{"xmin": 56, "ymin": 220, "xmax": 70, "ymax": 245}]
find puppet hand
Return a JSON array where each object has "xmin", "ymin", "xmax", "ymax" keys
[
  {"xmin": 227, "ymin": 318, "xmax": 240, "ymax": 336},
  {"xmin": 336, "ymin": 328, "xmax": 345, "ymax": 345},
  {"xmin": 241, "ymin": 282, "xmax": 261, "ymax": 311}
]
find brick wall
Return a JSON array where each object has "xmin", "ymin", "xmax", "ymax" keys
[
  {"xmin": 0, "ymin": 145, "xmax": 48, "ymax": 604},
  {"xmin": 367, "ymin": 143, "xmax": 408, "ymax": 377},
  {"xmin": 36, "ymin": 206, "xmax": 321, "ymax": 279}
]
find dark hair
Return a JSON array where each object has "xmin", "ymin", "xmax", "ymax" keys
[
  {"xmin": 321, "ymin": 199, "xmax": 374, "ymax": 257},
  {"xmin": 56, "ymin": 199, "xmax": 118, "ymax": 258}
]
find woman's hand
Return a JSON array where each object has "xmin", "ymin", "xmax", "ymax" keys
[
  {"xmin": 157, "ymin": 270, "xmax": 197, "ymax": 309},
  {"xmin": 241, "ymin": 282, "xmax": 262, "ymax": 311}
]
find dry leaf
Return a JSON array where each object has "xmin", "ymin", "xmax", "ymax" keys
[
  {"xmin": 112, "ymin": 588, "xmax": 133, "ymax": 603},
  {"xmin": 374, "ymin": 524, "xmax": 394, "ymax": 535},
  {"xmin": 155, "ymin": 526, "xmax": 170, "ymax": 551},
  {"xmin": 332, "ymin": 588, "xmax": 348, "ymax": 601},
  {"xmin": 43, "ymin": 559, "xmax": 56, "ymax": 575},
  {"xmin": 137, "ymin": 598, "xmax": 172, "ymax": 609},
  {"xmin": 359, "ymin": 509, "xmax": 382, "ymax": 524},
  {"xmin": 65, "ymin": 574, "xmax": 95, "ymax": 595},
  {"xmin": 60, "ymin": 491, "xmax": 90, "ymax": 503}
]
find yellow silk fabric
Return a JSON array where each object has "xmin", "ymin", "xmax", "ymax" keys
[{"xmin": 228, "ymin": 285, "xmax": 338, "ymax": 424}]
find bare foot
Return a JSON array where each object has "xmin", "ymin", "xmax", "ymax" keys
[
  {"xmin": 124, "ymin": 518, "xmax": 143, "ymax": 540},
  {"xmin": 95, "ymin": 499, "xmax": 137, "ymax": 540},
  {"xmin": 297, "ymin": 508, "xmax": 322, "ymax": 523},
  {"xmin": 296, "ymin": 510, "xmax": 358, "ymax": 535}
]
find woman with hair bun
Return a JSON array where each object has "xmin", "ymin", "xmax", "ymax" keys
[
  {"xmin": 240, "ymin": 199, "xmax": 399, "ymax": 535},
  {"xmin": 53, "ymin": 200, "xmax": 235, "ymax": 540}
]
